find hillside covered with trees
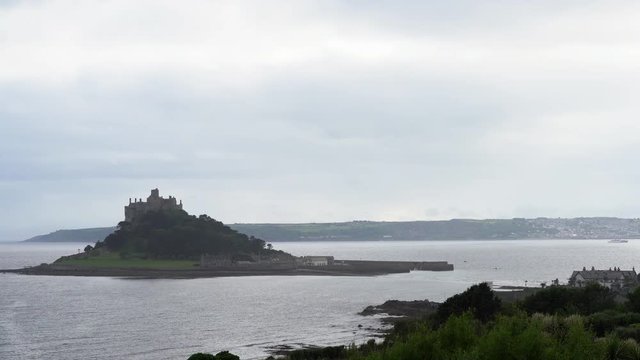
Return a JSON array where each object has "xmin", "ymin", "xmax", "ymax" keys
[{"xmin": 91, "ymin": 209, "xmax": 274, "ymax": 260}]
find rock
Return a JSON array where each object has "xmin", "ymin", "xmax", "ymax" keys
[{"xmin": 359, "ymin": 299, "xmax": 439, "ymax": 317}]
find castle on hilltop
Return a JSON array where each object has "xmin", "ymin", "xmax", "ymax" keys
[{"xmin": 124, "ymin": 188, "xmax": 183, "ymax": 222}]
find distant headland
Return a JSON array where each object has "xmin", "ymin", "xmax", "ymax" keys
[{"xmin": 6, "ymin": 189, "xmax": 453, "ymax": 277}]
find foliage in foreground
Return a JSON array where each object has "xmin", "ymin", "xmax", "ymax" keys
[
  {"xmin": 522, "ymin": 283, "xmax": 616, "ymax": 315},
  {"xmin": 293, "ymin": 284, "xmax": 640, "ymax": 360},
  {"xmin": 353, "ymin": 313, "xmax": 617, "ymax": 360},
  {"xmin": 188, "ymin": 351, "xmax": 240, "ymax": 360},
  {"xmin": 286, "ymin": 346, "xmax": 349, "ymax": 360},
  {"xmin": 188, "ymin": 285, "xmax": 640, "ymax": 360},
  {"xmin": 435, "ymin": 282, "xmax": 501, "ymax": 324}
]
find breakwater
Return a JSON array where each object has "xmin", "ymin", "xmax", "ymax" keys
[{"xmin": 338, "ymin": 260, "xmax": 454, "ymax": 272}]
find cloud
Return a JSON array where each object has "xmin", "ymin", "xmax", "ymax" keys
[{"xmin": 1, "ymin": 0, "xmax": 640, "ymax": 239}]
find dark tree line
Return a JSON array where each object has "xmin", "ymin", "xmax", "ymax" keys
[{"xmin": 521, "ymin": 283, "xmax": 616, "ymax": 315}]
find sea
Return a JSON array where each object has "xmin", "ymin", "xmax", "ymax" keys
[{"xmin": 1, "ymin": 239, "xmax": 639, "ymax": 360}]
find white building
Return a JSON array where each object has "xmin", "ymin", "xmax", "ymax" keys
[{"xmin": 298, "ymin": 256, "xmax": 334, "ymax": 266}]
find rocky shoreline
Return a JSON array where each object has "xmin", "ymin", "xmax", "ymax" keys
[{"xmin": 359, "ymin": 299, "xmax": 440, "ymax": 318}]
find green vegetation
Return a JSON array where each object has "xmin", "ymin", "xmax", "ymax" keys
[
  {"xmin": 522, "ymin": 283, "xmax": 616, "ymax": 315},
  {"xmin": 94, "ymin": 209, "xmax": 268, "ymax": 259},
  {"xmin": 188, "ymin": 354, "xmax": 216, "ymax": 360},
  {"xmin": 230, "ymin": 220, "xmax": 553, "ymax": 241},
  {"xmin": 188, "ymin": 351, "xmax": 240, "ymax": 360},
  {"xmin": 231, "ymin": 217, "xmax": 640, "ymax": 242},
  {"xmin": 25, "ymin": 217, "xmax": 640, "ymax": 243},
  {"xmin": 352, "ymin": 313, "xmax": 613, "ymax": 360},
  {"xmin": 54, "ymin": 251, "xmax": 198, "ymax": 269},
  {"xmin": 627, "ymin": 287, "xmax": 640, "ymax": 313},
  {"xmin": 435, "ymin": 282, "xmax": 501, "ymax": 324},
  {"xmin": 273, "ymin": 284, "xmax": 640, "ymax": 360},
  {"xmin": 286, "ymin": 346, "xmax": 349, "ymax": 360}
]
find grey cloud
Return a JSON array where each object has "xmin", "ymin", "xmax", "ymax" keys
[{"xmin": 2, "ymin": 1, "xmax": 640, "ymax": 239}]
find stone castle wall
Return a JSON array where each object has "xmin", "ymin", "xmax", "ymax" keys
[{"xmin": 124, "ymin": 188, "xmax": 183, "ymax": 222}]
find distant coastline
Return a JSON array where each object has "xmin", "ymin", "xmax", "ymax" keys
[
  {"xmin": 23, "ymin": 227, "xmax": 116, "ymax": 243},
  {"xmin": 23, "ymin": 217, "xmax": 640, "ymax": 243}
]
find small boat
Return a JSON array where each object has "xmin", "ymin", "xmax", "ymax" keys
[{"xmin": 608, "ymin": 239, "xmax": 629, "ymax": 243}]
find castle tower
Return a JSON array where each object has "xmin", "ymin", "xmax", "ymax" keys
[
  {"xmin": 149, "ymin": 188, "xmax": 160, "ymax": 199},
  {"xmin": 124, "ymin": 189, "xmax": 185, "ymax": 222}
]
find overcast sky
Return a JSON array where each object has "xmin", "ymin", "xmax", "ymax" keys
[{"xmin": 2, "ymin": 1, "xmax": 640, "ymax": 240}]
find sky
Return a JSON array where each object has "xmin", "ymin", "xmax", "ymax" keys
[{"xmin": 2, "ymin": 1, "xmax": 640, "ymax": 240}]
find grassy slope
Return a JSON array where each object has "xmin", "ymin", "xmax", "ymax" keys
[{"xmin": 54, "ymin": 252, "xmax": 198, "ymax": 269}]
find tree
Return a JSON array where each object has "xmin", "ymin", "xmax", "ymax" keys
[
  {"xmin": 184, "ymin": 351, "xmax": 241, "ymax": 360},
  {"xmin": 627, "ymin": 287, "xmax": 640, "ymax": 313},
  {"xmin": 187, "ymin": 353, "xmax": 215, "ymax": 360},
  {"xmin": 436, "ymin": 282, "xmax": 502, "ymax": 323},
  {"xmin": 83, "ymin": 245, "xmax": 93, "ymax": 252},
  {"xmin": 522, "ymin": 284, "xmax": 615, "ymax": 315},
  {"xmin": 214, "ymin": 351, "xmax": 240, "ymax": 360},
  {"xmin": 101, "ymin": 209, "xmax": 275, "ymax": 260}
]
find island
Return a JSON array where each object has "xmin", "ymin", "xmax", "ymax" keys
[{"xmin": 3, "ymin": 189, "xmax": 453, "ymax": 278}]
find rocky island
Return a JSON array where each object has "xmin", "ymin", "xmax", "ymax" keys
[{"xmin": 3, "ymin": 189, "xmax": 453, "ymax": 278}]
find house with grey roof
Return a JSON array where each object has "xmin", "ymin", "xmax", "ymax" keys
[{"xmin": 568, "ymin": 267, "xmax": 638, "ymax": 293}]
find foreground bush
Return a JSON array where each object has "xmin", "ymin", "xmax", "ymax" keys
[
  {"xmin": 190, "ymin": 283, "xmax": 640, "ymax": 360},
  {"xmin": 355, "ymin": 313, "xmax": 607, "ymax": 360},
  {"xmin": 436, "ymin": 282, "xmax": 501, "ymax": 324},
  {"xmin": 188, "ymin": 353, "xmax": 216, "ymax": 360},
  {"xmin": 587, "ymin": 311, "xmax": 640, "ymax": 337},
  {"xmin": 287, "ymin": 346, "xmax": 348, "ymax": 360},
  {"xmin": 187, "ymin": 351, "xmax": 239, "ymax": 360},
  {"xmin": 522, "ymin": 284, "xmax": 615, "ymax": 316}
]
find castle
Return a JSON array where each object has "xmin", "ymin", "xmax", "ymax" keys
[{"xmin": 124, "ymin": 188, "xmax": 183, "ymax": 222}]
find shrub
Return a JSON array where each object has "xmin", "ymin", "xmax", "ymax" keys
[
  {"xmin": 628, "ymin": 287, "xmax": 640, "ymax": 313},
  {"xmin": 215, "ymin": 351, "xmax": 240, "ymax": 360},
  {"xmin": 436, "ymin": 283, "xmax": 501, "ymax": 323},
  {"xmin": 615, "ymin": 324, "xmax": 640, "ymax": 343},
  {"xmin": 287, "ymin": 346, "xmax": 346, "ymax": 360},
  {"xmin": 588, "ymin": 311, "xmax": 640, "ymax": 336},
  {"xmin": 187, "ymin": 351, "xmax": 239, "ymax": 360},
  {"xmin": 522, "ymin": 284, "xmax": 615, "ymax": 315},
  {"xmin": 187, "ymin": 353, "xmax": 216, "ymax": 360}
]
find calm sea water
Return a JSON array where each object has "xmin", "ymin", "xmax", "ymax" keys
[{"xmin": 1, "ymin": 240, "xmax": 639, "ymax": 360}]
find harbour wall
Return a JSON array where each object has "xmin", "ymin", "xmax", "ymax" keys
[{"xmin": 337, "ymin": 260, "xmax": 454, "ymax": 272}]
